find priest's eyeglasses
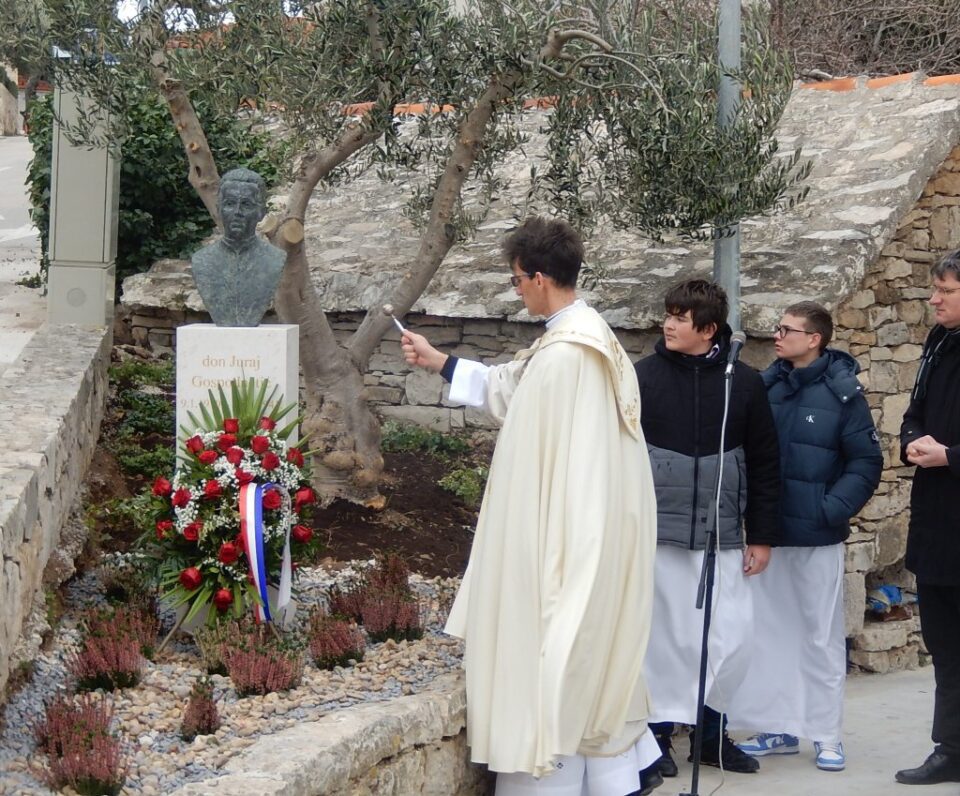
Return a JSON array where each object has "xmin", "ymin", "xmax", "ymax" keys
[
  {"xmin": 773, "ymin": 324, "xmax": 816, "ymax": 338},
  {"xmin": 510, "ymin": 273, "xmax": 536, "ymax": 287}
]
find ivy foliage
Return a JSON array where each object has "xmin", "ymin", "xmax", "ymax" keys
[{"xmin": 25, "ymin": 89, "xmax": 285, "ymax": 287}]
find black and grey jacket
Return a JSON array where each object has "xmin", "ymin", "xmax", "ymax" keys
[{"xmin": 635, "ymin": 329, "xmax": 781, "ymax": 550}]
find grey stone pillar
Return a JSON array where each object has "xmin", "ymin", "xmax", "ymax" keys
[{"xmin": 47, "ymin": 87, "xmax": 120, "ymax": 325}]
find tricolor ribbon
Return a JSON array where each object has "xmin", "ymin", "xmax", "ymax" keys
[{"xmin": 239, "ymin": 482, "xmax": 293, "ymax": 624}]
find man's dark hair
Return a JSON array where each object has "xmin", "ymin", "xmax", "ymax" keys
[
  {"xmin": 931, "ymin": 248, "xmax": 960, "ymax": 282},
  {"xmin": 502, "ymin": 216, "xmax": 583, "ymax": 288},
  {"xmin": 785, "ymin": 300, "xmax": 833, "ymax": 352},
  {"xmin": 663, "ymin": 279, "xmax": 728, "ymax": 334}
]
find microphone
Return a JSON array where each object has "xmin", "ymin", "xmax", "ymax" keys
[{"xmin": 725, "ymin": 331, "xmax": 746, "ymax": 376}]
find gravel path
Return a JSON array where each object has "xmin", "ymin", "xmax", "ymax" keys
[{"xmin": 0, "ymin": 558, "xmax": 464, "ymax": 795}]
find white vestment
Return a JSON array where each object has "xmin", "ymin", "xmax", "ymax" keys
[
  {"xmin": 445, "ymin": 302, "xmax": 658, "ymax": 778},
  {"xmin": 643, "ymin": 547, "xmax": 754, "ymax": 723},
  {"xmin": 726, "ymin": 544, "xmax": 846, "ymax": 743}
]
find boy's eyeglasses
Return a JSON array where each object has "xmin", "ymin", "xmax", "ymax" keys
[{"xmin": 773, "ymin": 325, "xmax": 816, "ymax": 338}]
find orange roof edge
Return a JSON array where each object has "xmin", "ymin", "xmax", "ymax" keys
[
  {"xmin": 866, "ymin": 73, "xmax": 915, "ymax": 88},
  {"xmin": 925, "ymin": 75, "xmax": 960, "ymax": 86}
]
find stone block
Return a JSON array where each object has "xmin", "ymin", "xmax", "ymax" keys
[
  {"xmin": 364, "ymin": 386, "xmax": 403, "ymax": 404},
  {"xmin": 854, "ymin": 620, "xmax": 910, "ymax": 652},
  {"xmin": 898, "ymin": 300, "xmax": 927, "ymax": 325},
  {"xmin": 175, "ymin": 324, "xmax": 299, "ymax": 444},
  {"xmin": 891, "ymin": 344, "xmax": 923, "ymax": 362},
  {"xmin": 404, "ymin": 370, "xmax": 444, "ymax": 406},
  {"xmin": 875, "ymin": 514, "xmax": 909, "ymax": 568},
  {"xmin": 845, "ymin": 539, "xmax": 876, "ymax": 573},
  {"xmin": 849, "ymin": 331, "xmax": 877, "ymax": 345},
  {"xmin": 859, "ymin": 487, "xmax": 908, "ymax": 522},
  {"xmin": 378, "ymin": 405, "xmax": 451, "ymax": 433},
  {"xmin": 877, "ymin": 322, "xmax": 910, "ymax": 347},
  {"xmin": 880, "ymin": 393, "xmax": 911, "ymax": 435},
  {"xmin": 844, "ymin": 572, "xmax": 866, "ymax": 637},
  {"xmin": 933, "ymin": 171, "xmax": 960, "ymax": 196},
  {"xmin": 870, "ymin": 346, "xmax": 892, "ymax": 361},
  {"xmin": 882, "ymin": 259, "xmax": 914, "ymax": 280},
  {"xmin": 929, "ymin": 206, "xmax": 960, "ymax": 250},
  {"xmin": 845, "ymin": 290, "xmax": 875, "ymax": 310},
  {"xmin": 870, "ymin": 361, "xmax": 899, "ymax": 393},
  {"xmin": 837, "ymin": 307, "xmax": 867, "ymax": 329},
  {"xmin": 868, "ymin": 306, "xmax": 896, "ymax": 328},
  {"xmin": 464, "ymin": 407, "xmax": 502, "ymax": 430}
]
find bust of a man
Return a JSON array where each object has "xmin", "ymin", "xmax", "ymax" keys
[{"xmin": 190, "ymin": 168, "xmax": 286, "ymax": 327}]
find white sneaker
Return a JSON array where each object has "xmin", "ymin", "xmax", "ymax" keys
[{"xmin": 814, "ymin": 741, "xmax": 845, "ymax": 771}]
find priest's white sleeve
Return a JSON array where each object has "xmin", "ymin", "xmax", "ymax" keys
[
  {"xmin": 447, "ymin": 357, "xmax": 528, "ymax": 424},
  {"xmin": 448, "ymin": 359, "xmax": 491, "ymax": 408}
]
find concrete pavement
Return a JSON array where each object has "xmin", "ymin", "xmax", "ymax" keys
[
  {"xmin": 663, "ymin": 666, "xmax": 956, "ymax": 796},
  {"xmin": 0, "ymin": 135, "xmax": 45, "ymax": 378}
]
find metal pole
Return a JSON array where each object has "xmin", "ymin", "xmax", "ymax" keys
[{"xmin": 713, "ymin": 0, "xmax": 741, "ymax": 331}]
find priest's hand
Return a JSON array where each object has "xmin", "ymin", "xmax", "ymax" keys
[
  {"xmin": 401, "ymin": 331, "xmax": 448, "ymax": 372},
  {"xmin": 743, "ymin": 544, "xmax": 770, "ymax": 576}
]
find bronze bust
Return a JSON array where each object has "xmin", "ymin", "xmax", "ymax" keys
[{"xmin": 191, "ymin": 168, "xmax": 286, "ymax": 327}]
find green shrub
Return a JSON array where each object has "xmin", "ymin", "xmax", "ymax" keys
[
  {"xmin": 108, "ymin": 360, "xmax": 174, "ymax": 389},
  {"xmin": 116, "ymin": 389, "xmax": 174, "ymax": 437},
  {"xmin": 380, "ymin": 421, "xmax": 470, "ymax": 456},
  {"xmin": 113, "ymin": 443, "xmax": 174, "ymax": 482},
  {"xmin": 438, "ymin": 465, "xmax": 489, "ymax": 507},
  {"xmin": 26, "ymin": 91, "xmax": 286, "ymax": 289}
]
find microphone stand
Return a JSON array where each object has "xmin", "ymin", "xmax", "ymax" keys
[{"xmin": 681, "ymin": 355, "xmax": 738, "ymax": 796}]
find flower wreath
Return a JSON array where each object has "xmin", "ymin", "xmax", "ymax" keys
[{"xmin": 142, "ymin": 378, "xmax": 318, "ymax": 626}]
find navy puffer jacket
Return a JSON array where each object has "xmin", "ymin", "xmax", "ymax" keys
[{"xmin": 763, "ymin": 349, "xmax": 882, "ymax": 547}]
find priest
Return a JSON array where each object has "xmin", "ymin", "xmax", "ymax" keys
[{"xmin": 401, "ymin": 217, "xmax": 661, "ymax": 796}]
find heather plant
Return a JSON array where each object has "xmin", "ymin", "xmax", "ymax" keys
[
  {"xmin": 221, "ymin": 626, "xmax": 305, "ymax": 696},
  {"xmin": 34, "ymin": 693, "xmax": 127, "ymax": 796},
  {"xmin": 366, "ymin": 551, "xmax": 412, "ymax": 594},
  {"xmin": 67, "ymin": 607, "xmax": 146, "ymax": 691},
  {"xmin": 326, "ymin": 583, "xmax": 365, "ymax": 623},
  {"xmin": 360, "ymin": 591, "xmax": 424, "ymax": 644},
  {"xmin": 194, "ymin": 619, "xmax": 248, "ymax": 676},
  {"xmin": 180, "ymin": 676, "xmax": 221, "ymax": 741},
  {"xmin": 307, "ymin": 610, "xmax": 365, "ymax": 670}
]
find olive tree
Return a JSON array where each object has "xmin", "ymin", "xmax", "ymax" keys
[{"xmin": 13, "ymin": 0, "xmax": 806, "ymax": 505}]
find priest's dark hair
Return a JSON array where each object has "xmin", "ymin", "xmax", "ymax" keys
[
  {"xmin": 784, "ymin": 300, "xmax": 833, "ymax": 352},
  {"xmin": 503, "ymin": 216, "xmax": 583, "ymax": 288},
  {"xmin": 664, "ymin": 279, "xmax": 728, "ymax": 335}
]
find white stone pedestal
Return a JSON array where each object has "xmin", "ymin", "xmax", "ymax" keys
[{"xmin": 176, "ymin": 324, "xmax": 299, "ymax": 444}]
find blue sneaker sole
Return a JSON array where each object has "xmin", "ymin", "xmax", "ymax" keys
[{"xmin": 739, "ymin": 746, "xmax": 800, "ymax": 757}]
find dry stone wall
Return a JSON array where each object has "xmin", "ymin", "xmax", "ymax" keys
[
  {"xmin": 0, "ymin": 325, "xmax": 111, "ymax": 696},
  {"xmin": 832, "ymin": 144, "xmax": 960, "ymax": 672}
]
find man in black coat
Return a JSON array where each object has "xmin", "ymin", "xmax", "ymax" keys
[
  {"xmin": 896, "ymin": 249, "xmax": 960, "ymax": 785},
  {"xmin": 635, "ymin": 279, "xmax": 781, "ymax": 779}
]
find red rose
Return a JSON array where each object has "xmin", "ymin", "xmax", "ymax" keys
[
  {"xmin": 287, "ymin": 448, "xmax": 304, "ymax": 467},
  {"xmin": 171, "ymin": 487, "xmax": 192, "ymax": 508},
  {"xmin": 226, "ymin": 446, "xmax": 244, "ymax": 465},
  {"xmin": 213, "ymin": 588, "xmax": 233, "ymax": 613},
  {"xmin": 185, "ymin": 435, "xmax": 204, "ymax": 455},
  {"xmin": 250, "ymin": 435, "xmax": 270, "ymax": 454},
  {"xmin": 262, "ymin": 489, "xmax": 283, "ymax": 511},
  {"xmin": 155, "ymin": 519, "xmax": 173, "ymax": 540},
  {"xmin": 294, "ymin": 487, "xmax": 315, "ymax": 511},
  {"xmin": 292, "ymin": 524, "xmax": 313, "ymax": 544},
  {"xmin": 235, "ymin": 468, "xmax": 255, "ymax": 485},
  {"xmin": 179, "ymin": 567, "xmax": 202, "ymax": 590},
  {"xmin": 223, "ymin": 418, "xmax": 239, "ymax": 433},
  {"xmin": 218, "ymin": 542, "xmax": 240, "ymax": 565},
  {"xmin": 198, "ymin": 450, "xmax": 218, "ymax": 465},
  {"xmin": 261, "ymin": 452, "xmax": 280, "ymax": 471},
  {"xmin": 217, "ymin": 433, "xmax": 238, "ymax": 451},
  {"xmin": 183, "ymin": 521, "xmax": 202, "ymax": 542},
  {"xmin": 152, "ymin": 476, "xmax": 172, "ymax": 496},
  {"xmin": 258, "ymin": 416, "xmax": 276, "ymax": 431},
  {"xmin": 203, "ymin": 479, "xmax": 222, "ymax": 499}
]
